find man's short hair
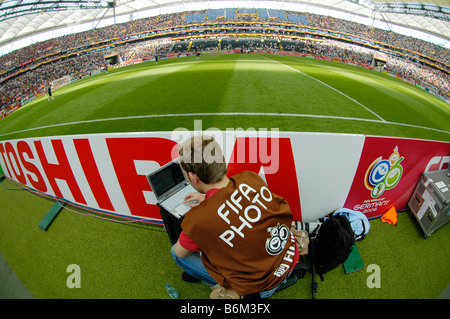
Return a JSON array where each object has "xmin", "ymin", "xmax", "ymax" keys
[{"xmin": 178, "ymin": 135, "xmax": 227, "ymax": 184}]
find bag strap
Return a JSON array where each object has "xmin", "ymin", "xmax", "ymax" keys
[{"xmin": 355, "ymin": 220, "xmax": 366, "ymax": 240}]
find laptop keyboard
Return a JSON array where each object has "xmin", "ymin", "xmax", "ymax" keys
[{"xmin": 163, "ymin": 186, "xmax": 195, "ymax": 211}]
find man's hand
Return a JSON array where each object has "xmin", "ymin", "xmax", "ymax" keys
[{"xmin": 184, "ymin": 192, "xmax": 205, "ymax": 207}]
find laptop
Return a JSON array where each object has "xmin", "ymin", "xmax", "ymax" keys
[{"xmin": 147, "ymin": 160, "xmax": 197, "ymax": 219}]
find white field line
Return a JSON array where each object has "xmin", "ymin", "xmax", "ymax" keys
[
  {"xmin": 0, "ymin": 112, "xmax": 448, "ymax": 138},
  {"xmin": 261, "ymin": 55, "xmax": 387, "ymax": 122}
]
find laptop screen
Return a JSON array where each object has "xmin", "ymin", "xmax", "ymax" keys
[{"xmin": 149, "ymin": 162, "xmax": 186, "ymax": 198}]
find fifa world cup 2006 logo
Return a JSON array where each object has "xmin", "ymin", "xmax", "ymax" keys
[{"xmin": 365, "ymin": 146, "xmax": 404, "ymax": 198}]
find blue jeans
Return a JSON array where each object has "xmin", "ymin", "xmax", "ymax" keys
[
  {"xmin": 170, "ymin": 245, "xmax": 217, "ymax": 286},
  {"xmin": 170, "ymin": 245, "xmax": 288, "ymax": 298}
]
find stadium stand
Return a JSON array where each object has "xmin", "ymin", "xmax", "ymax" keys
[
  {"xmin": 184, "ymin": 12, "xmax": 207, "ymax": 23},
  {"xmin": 287, "ymin": 12, "xmax": 310, "ymax": 25},
  {"xmin": 256, "ymin": 8, "xmax": 269, "ymax": 20},
  {"xmin": 208, "ymin": 9, "xmax": 225, "ymax": 20},
  {"xmin": 1, "ymin": 9, "xmax": 449, "ymax": 113},
  {"xmin": 269, "ymin": 9, "xmax": 287, "ymax": 21},
  {"xmin": 225, "ymin": 8, "xmax": 237, "ymax": 19}
]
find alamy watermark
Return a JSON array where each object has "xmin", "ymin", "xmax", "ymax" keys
[
  {"xmin": 170, "ymin": 120, "xmax": 281, "ymax": 174},
  {"xmin": 66, "ymin": 264, "xmax": 81, "ymax": 288},
  {"xmin": 366, "ymin": 264, "xmax": 381, "ymax": 288}
]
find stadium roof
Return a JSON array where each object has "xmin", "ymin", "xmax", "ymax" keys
[{"xmin": 0, "ymin": 0, "xmax": 449, "ymax": 50}]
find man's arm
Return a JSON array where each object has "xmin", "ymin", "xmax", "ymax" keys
[{"xmin": 173, "ymin": 240, "xmax": 194, "ymax": 258}]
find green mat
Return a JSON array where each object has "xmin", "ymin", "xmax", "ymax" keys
[{"xmin": 343, "ymin": 243, "xmax": 364, "ymax": 274}]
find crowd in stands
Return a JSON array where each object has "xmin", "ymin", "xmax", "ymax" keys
[
  {"xmin": 1, "ymin": 8, "xmax": 449, "ymax": 110},
  {"xmin": 305, "ymin": 39, "xmax": 374, "ymax": 66},
  {"xmin": 310, "ymin": 39, "xmax": 449, "ymax": 98},
  {"xmin": 0, "ymin": 51, "xmax": 106, "ymax": 108},
  {"xmin": 112, "ymin": 38, "xmax": 173, "ymax": 62},
  {"xmin": 0, "ymin": 38, "xmax": 175, "ymax": 109},
  {"xmin": 2, "ymin": 9, "xmax": 449, "ymax": 71},
  {"xmin": 303, "ymin": 12, "xmax": 449, "ymax": 65},
  {"xmin": 386, "ymin": 56, "xmax": 449, "ymax": 98}
]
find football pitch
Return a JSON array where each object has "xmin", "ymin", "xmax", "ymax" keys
[
  {"xmin": 1, "ymin": 53, "xmax": 450, "ymax": 300},
  {"xmin": 1, "ymin": 53, "xmax": 449, "ymax": 142}
]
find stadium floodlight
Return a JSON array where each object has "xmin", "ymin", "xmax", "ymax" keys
[
  {"xmin": 0, "ymin": 0, "xmax": 114, "ymax": 23},
  {"xmin": 406, "ymin": 4, "xmax": 423, "ymax": 10},
  {"xmin": 374, "ymin": 1, "xmax": 450, "ymax": 21},
  {"xmin": 354, "ymin": 0, "xmax": 377, "ymax": 11},
  {"xmin": 424, "ymin": 5, "xmax": 440, "ymax": 12}
]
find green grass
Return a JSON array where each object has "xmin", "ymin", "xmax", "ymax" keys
[
  {"xmin": 0, "ymin": 182, "xmax": 448, "ymax": 299},
  {"xmin": 0, "ymin": 54, "xmax": 449, "ymax": 141},
  {"xmin": 0, "ymin": 53, "xmax": 449, "ymax": 299}
]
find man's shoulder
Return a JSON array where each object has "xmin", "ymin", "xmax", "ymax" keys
[{"xmin": 231, "ymin": 170, "xmax": 264, "ymax": 184}]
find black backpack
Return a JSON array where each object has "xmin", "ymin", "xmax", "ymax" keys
[{"xmin": 308, "ymin": 214, "xmax": 355, "ymax": 298}]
